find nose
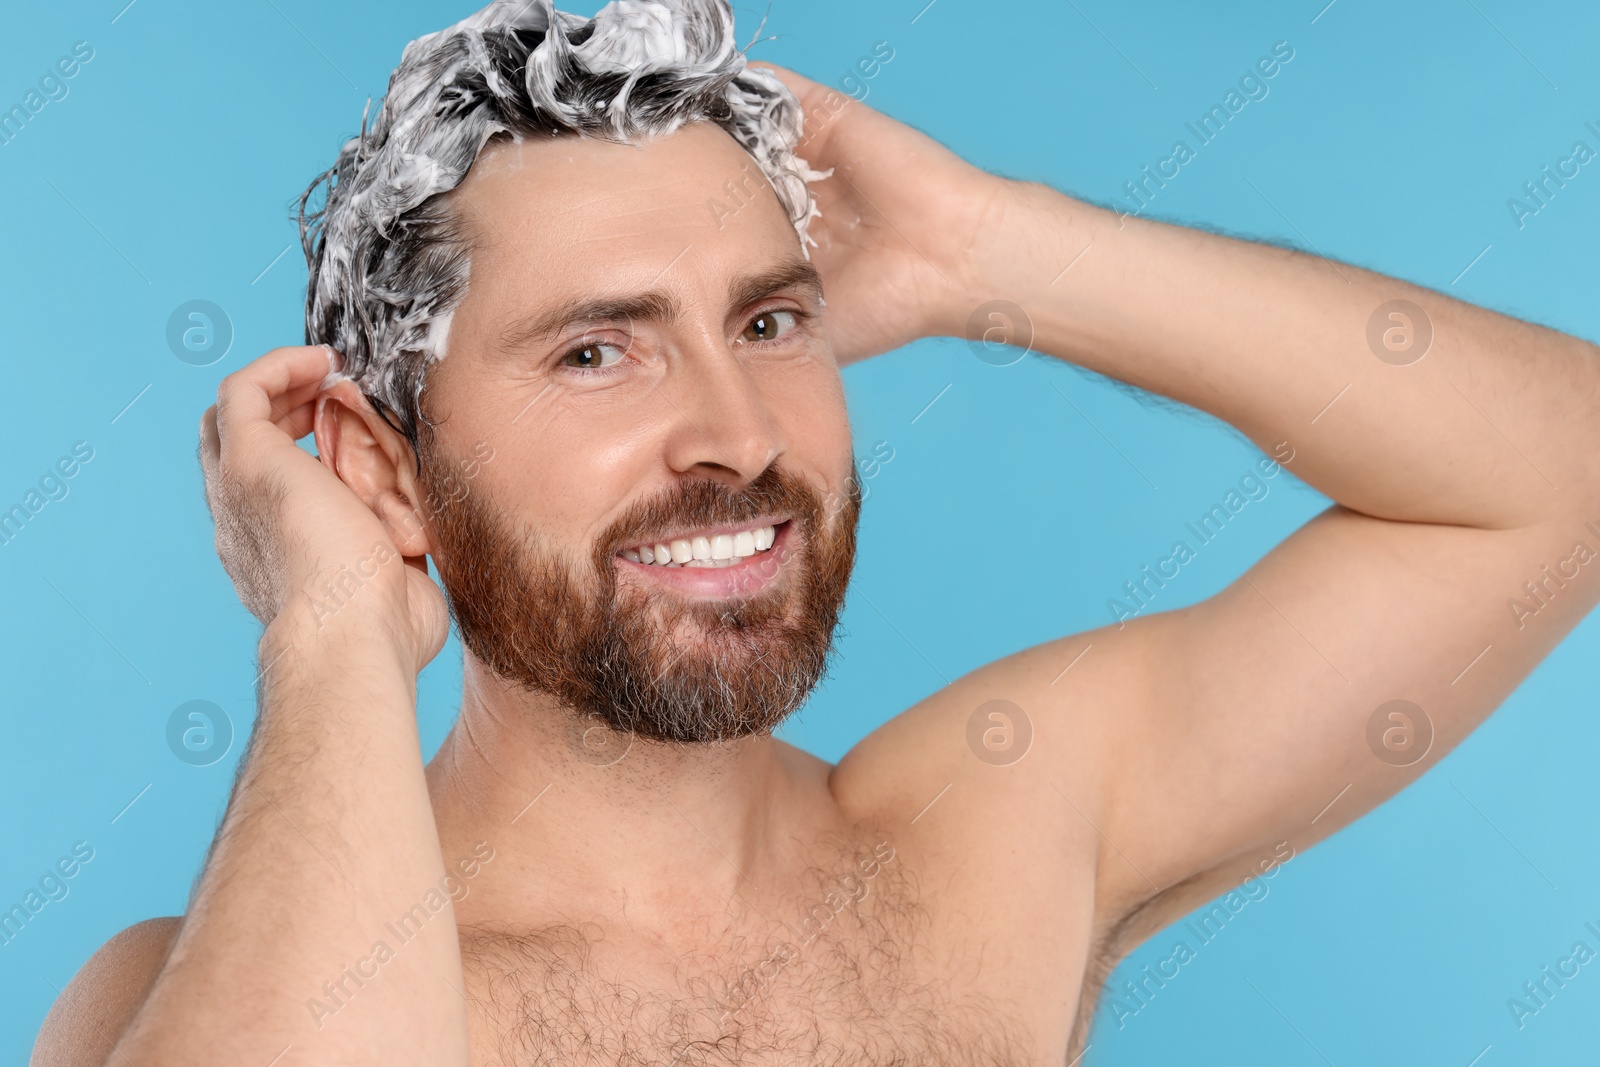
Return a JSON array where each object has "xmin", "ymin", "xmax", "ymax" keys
[{"xmin": 657, "ymin": 330, "xmax": 786, "ymax": 485}]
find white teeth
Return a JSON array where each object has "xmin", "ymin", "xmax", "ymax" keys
[{"xmin": 627, "ymin": 525, "xmax": 780, "ymax": 567}]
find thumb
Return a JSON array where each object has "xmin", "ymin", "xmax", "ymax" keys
[{"xmin": 748, "ymin": 61, "xmax": 829, "ymax": 110}]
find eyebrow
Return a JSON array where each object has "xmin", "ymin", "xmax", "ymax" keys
[{"xmin": 495, "ymin": 258, "xmax": 825, "ymax": 355}]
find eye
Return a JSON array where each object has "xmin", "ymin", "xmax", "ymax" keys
[
  {"xmin": 559, "ymin": 341, "xmax": 627, "ymax": 370},
  {"xmin": 740, "ymin": 309, "xmax": 799, "ymax": 345}
]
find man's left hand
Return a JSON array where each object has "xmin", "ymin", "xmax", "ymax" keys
[{"xmin": 751, "ymin": 62, "xmax": 1004, "ymax": 364}]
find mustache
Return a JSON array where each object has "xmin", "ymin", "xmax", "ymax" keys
[{"xmin": 594, "ymin": 463, "xmax": 827, "ymax": 565}]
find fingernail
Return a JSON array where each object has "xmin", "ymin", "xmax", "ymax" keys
[{"xmin": 324, "ymin": 345, "xmax": 344, "ymax": 373}]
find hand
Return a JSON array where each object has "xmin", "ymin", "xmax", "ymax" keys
[
  {"xmin": 198, "ymin": 345, "xmax": 449, "ymax": 672},
  {"xmin": 752, "ymin": 62, "xmax": 1007, "ymax": 364}
]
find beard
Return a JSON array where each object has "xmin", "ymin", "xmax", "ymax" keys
[{"xmin": 415, "ymin": 425, "xmax": 860, "ymax": 746}]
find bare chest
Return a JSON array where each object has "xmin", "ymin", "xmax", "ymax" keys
[{"xmin": 457, "ymin": 837, "xmax": 1046, "ymax": 1067}]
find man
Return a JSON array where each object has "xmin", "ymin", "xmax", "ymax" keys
[{"xmin": 33, "ymin": 0, "xmax": 1600, "ymax": 1063}]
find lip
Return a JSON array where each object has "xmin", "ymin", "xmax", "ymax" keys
[{"xmin": 614, "ymin": 519, "xmax": 797, "ymax": 598}]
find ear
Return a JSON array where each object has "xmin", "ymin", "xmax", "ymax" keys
[{"xmin": 312, "ymin": 380, "xmax": 434, "ymax": 559}]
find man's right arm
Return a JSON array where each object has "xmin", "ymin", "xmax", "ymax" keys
[
  {"xmin": 35, "ymin": 346, "xmax": 468, "ymax": 1066},
  {"xmin": 37, "ymin": 612, "xmax": 469, "ymax": 1067}
]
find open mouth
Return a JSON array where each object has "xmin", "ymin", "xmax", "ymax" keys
[{"xmin": 618, "ymin": 519, "xmax": 788, "ymax": 569}]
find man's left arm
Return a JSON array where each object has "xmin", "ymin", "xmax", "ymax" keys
[
  {"xmin": 765, "ymin": 61, "xmax": 1600, "ymax": 944},
  {"xmin": 955, "ymin": 183, "xmax": 1600, "ymax": 932}
]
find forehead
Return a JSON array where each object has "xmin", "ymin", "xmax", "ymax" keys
[{"xmin": 448, "ymin": 121, "xmax": 801, "ymax": 304}]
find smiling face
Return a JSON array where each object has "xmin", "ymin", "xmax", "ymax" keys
[{"xmin": 411, "ymin": 121, "xmax": 860, "ymax": 743}]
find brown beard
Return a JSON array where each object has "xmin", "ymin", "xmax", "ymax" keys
[{"xmin": 416, "ymin": 424, "xmax": 861, "ymax": 745}]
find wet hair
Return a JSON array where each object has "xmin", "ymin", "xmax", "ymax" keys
[{"xmin": 296, "ymin": 0, "xmax": 826, "ymax": 455}]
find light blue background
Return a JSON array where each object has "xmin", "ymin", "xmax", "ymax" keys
[{"xmin": 3, "ymin": 0, "xmax": 1597, "ymax": 1063}]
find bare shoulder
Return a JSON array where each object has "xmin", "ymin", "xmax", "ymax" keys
[
  {"xmin": 32, "ymin": 916, "xmax": 181, "ymax": 1067},
  {"xmin": 831, "ymin": 616, "xmax": 1153, "ymax": 805},
  {"xmin": 828, "ymin": 618, "xmax": 1160, "ymax": 910}
]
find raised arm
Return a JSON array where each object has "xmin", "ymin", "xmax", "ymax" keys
[
  {"xmin": 763, "ymin": 63, "xmax": 1600, "ymax": 943},
  {"xmin": 959, "ymin": 186, "xmax": 1599, "ymax": 533},
  {"xmin": 967, "ymin": 183, "xmax": 1600, "ymax": 929},
  {"xmin": 35, "ymin": 348, "xmax": 465, "ymax": 1067}
]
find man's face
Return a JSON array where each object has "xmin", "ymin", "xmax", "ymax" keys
[{"xmin": 412, "ymin": 122, "xmax": 859, "ymax": 745}]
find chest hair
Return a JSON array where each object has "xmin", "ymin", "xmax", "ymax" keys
[{"xmin": 458, "ymin": 835, "xmax": 1035, "ymax": 1066}]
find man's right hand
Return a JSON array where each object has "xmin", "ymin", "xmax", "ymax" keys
[
  {"xmin": 197, "ymin": 344, "xmax": 449, "ymax": 671},
  {"xmin": 35, "ymin": 345, "xmax": 474, "ymax": 1067}
]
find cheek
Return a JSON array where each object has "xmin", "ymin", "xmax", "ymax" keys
[
  {"xmin": 773, "ymin": 361, "xmax": 852, "ymax": 475},
  {"xmin": 501, "ymin": 398, "xmax": 670, "ymax": 538}
]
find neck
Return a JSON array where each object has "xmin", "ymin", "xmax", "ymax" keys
[{"xmin": 427, "ymin": 652, "xmax": 826, "ymax": 936}]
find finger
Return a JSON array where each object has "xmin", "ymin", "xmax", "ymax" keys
[
  {"xmin": 198, "ymin": 404, "xmax": 221, "ymax": 513},
  {"xmin": 265, "ymin": 377, "xmax": 331, "ymax": 437},
  {"xmin": 199, "ymin": 404, "xmax": 220, "ymax": 468},
  {"xmin": 748, "ymin": 62, "xmax": 842, "ymax": 134},
  {"xmin": 748, "ymin": 60, "xmax": 823, "ymax": 98},
  {"xmin": 215, "ymin": 345, "xmax": 342, "ymax": 441},
  {"xmin": 272, "ymin": 398, "xmax": 318, "ymax": 441}
]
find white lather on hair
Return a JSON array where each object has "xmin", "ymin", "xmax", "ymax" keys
[{"xmin": 299, "ymin": 0, "xmax": 828, "ymax": 438}]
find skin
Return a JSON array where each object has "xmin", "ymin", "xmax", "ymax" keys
[{"xmin": 33, "ymin": 62, "xmax": 1600, "ymax": 1066}]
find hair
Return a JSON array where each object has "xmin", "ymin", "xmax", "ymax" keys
[{"xmin": 296, "ymin": 0, "xmax": 826, "ymax": 456}]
